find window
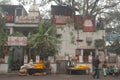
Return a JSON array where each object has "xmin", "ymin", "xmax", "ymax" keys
[{"xmin": 16, "ymin": 8, "xmax": 22, "ymax": 16}]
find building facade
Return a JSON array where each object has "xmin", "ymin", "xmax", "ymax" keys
[
  {"xmin": 51, "ymin": 5, "xmax": 105, "ymax": 72},
  {"xmin": 0, "ymin": 2, "xmax": 41, "ymax": 73}
]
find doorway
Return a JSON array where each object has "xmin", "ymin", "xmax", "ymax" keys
[
  {"xmin": 9, "ymin": 47, "xmax": 24, "ymax": 71},
  {"xmin": 56, "ymin": 60, "xmax": 68, "ymax": 74}
]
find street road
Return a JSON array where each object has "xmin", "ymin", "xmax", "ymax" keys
[{"xmin": 0, "ymin": 73, "xmax": 120, "ymax": 80}]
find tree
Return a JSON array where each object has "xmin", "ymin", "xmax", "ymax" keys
[
  {"xmin": 27, "ymin": 21, "xmax": 60, "ymax": 60},
  {"xmin": 37, "ymin": 0, "xmax": 120, "ymax": 18},
  {"xmin": 0, "ymin": 9, "xmax": 7, "ymax": 58},
  {"xmin": 37, "ymin": 0, "xmax": 120, "ymax": 33},
  {"xmin": 95, "ymin": 39, "xmax": 105, "ymax": 48},
  {"xmin": 106, "ymin": 38, "xmax": 120, "ymax": 54}
]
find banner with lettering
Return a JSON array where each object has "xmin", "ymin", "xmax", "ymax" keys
[{"xmin": 7, "ymin": 36, "xmax": 27, "ymax": 46}]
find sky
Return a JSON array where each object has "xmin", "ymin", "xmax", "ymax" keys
[
  {"xmin": 10, "ymin": 0, "xmax": 56, "ymax": 18},
  {"xmin": 10, "ymin": 0, "xmax": 19, "ymax": 5},
  {"xmin": 10, "ymin": 0, "xmax": 56, "ymax": 9}
]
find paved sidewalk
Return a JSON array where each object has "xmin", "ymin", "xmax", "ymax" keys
[{"xmin": 0, "ymin": 72, "xmax": 120, "ymax": 80}]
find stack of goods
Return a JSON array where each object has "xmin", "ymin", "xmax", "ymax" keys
[
  {"xmin": 34, "ymin": 60, "xmax": 45, "ymax": 69},
  {"xmin": 19, "ymin": 59, "xmax": 34, "ymax": 76},
  {"xmin": 19, "ymin": 67, "xmax": 27, "ymax": 76},
  {"xmin": 74, "ymin": 64, "xmax": 90, "ymax": 70},
  {"xmin": 32, "ymin": 60, "xmax": 46, "ymax": 76}
]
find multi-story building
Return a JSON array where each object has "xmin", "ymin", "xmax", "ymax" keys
[
  {"xmin": 0, "ymin": 2, "xmax": 41, "ymax": 73},
  {"xmin": 51, "ymin": 5, "xmax": 105, "ymax": 73}
]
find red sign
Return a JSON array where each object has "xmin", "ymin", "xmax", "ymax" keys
[
  {"xmin": 7, "ymin": 36, "xmax": 27, "ymax": 46},
  {"xmin": 83, "ymin": 18, "xmax": 95, "ymax": 32},
  {"xmin": 53, "ymin": 16, "xmax": 71, "ymax": 25},
  {"xmin": 75, "ymin": 15, "xmax": 95, "ymax": 32},
  {"xmin": 5, "ymin": 15, "xmax": 14, "ymax": 22}
]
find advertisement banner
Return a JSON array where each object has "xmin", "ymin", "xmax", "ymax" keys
[
  {"xmin": 7, "ymin": 36, "xmax": 27, "ymax": 46},
  {"xmin": 83, "ymin": 17, "xmax": 95, "ymax": 32},
  {"xmin": 15, "ymin": 16, "xmax": 40, "ymax": 23},
  {"xmin": 75, "ymin": 15, "xmax": 95, "ymax": 32}
]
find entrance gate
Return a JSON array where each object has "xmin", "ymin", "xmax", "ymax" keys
[
  {"xmin": 9, "ymin": 47, "xmax": 24, "ymax": 71},
  {"xmin": 56, "ymin": 60, "xmax": 68, "ymax": 74}
]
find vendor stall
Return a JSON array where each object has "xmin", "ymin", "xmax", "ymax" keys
[
  {"xmin": 28, "ymin": 59, "xmax": 46, "ymax": 75},
  {"xmin": 67, "ymin": 64, "xmax": 90, "ymax": 75},
  {"xmin": 27, "ymin": 68, "xmax": 46, "ymax": 75},
  {"xmin": 19, "ymin": 59, "xmax": 47, "ymax": 76}
]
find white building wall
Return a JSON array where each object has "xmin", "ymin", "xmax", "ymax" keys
[
  {"xmin": 0, "ymin": 64, "xmax": 8, "ymax": 73},
  {"xmin": 56, "ymin": 24, "xmax": 77, "ymax": 57},
  {"xmin": 79, "ymin": 30, "xmax": 105, "ymax": 49},
  {"xmin": 56, "ymin": 24, "xmax": 105, "ymax": 59}
]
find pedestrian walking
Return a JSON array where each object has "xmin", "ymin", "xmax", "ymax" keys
[
  {"xmin": 102, "ymin": 60, "xmax": 107, "ymax": 77},
  {"xmin": 92, "ymin": 55, "xmax": 101, "ymax": 79}
]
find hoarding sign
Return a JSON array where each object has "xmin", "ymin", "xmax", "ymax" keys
[
  {"xmin": 7, "ymin": 36, "xmax": 27, "ymax": 46},
  {"xmin": 75, "ymin": 15, "xmax": 95, "ymax": 32},
  {"xmin": 83, "ymin": 17, "xmax": 95, "ymax": 32},
  {"xmin": 15, "ymin": 16, "xmax": 40, "ymax": 23},
  {"xmin": 54, "ymin": 16, "xmax": 71, "ymax": 25}
]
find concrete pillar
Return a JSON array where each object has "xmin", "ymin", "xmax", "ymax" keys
[
  {"xmin": 36, "ymin": 55, "xmax": 40, "ymax": 63},
  {"xmin": 0, "ymin": 64, "xmax": 9, "ymax": 73},
  {"xmin": 89, "ymin": 52, "xmax": 92, "ymax": 62},
  {"xmin": 96, "ymin": 48, "xmax": 98, "ymax": 56},
  {"xmin": 24, "ymin": 55, "xmax": 28, "ymax": 64},
  {"xmin": 5, "ymin": 55, "xmax": 9, "ymax": 63},
  {"xmin": 10, "ymin": 27, "xmax": 13, "ymax": 34},
  {"xmin": 51, "ymin": 63, "xmax": 57, "ymax": 74},
  {"xmin": 79, "ymin": 49, "xmax": 83, "ymax": 62}
]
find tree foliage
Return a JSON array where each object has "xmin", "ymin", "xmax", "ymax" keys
[
  {"xmin": 37, "ymin": 0, "xmax": 120, "ymax": 18},
  {"xmin": 0, "ymin": 10, "xmax": 7, "ymax": 57},
  {"xmin": 95, "ymin": 39, "xmax": 105, "ymax": 48},
  {"xmin": 27, "ymin": 21, "xmax": 60, "ymax": 59},
  {"xmin": 106, "ymin": 39, "xmax": 120, "ymax": 54}
]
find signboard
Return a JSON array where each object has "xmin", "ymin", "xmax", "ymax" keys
[
  {"xmin": 54, "ymin": 16, "xmax": 71, "ymax": 25},
  {"xmin": 15, "ymin": 10, "xmax": 41, "ymax": 23},
  {"xmin": 7, "ymin": 36, "xmax": 27, "ymax": 46},
  {"xmin": 75, "ymin": 15, "xmax": 95, "ymax": 32},
  {"xmin": 83, "ymin": 17, "xmax": 95, "ymax": 32},
  {"xmin": 15, "ymin": 16, "xmax": 40, "ymax": 23}
]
